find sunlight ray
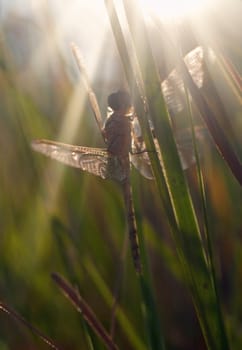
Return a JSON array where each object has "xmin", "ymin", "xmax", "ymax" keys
[
  {"xmin": 25, "ymin": 1, "xmax": 110, "ymax": 213},
  {"xmin": 35, "ymin": 84, "xmax": 89, "ymax": 216}
]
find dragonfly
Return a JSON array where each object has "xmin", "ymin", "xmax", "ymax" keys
[
  {"xmin": 32, "ymin": 91, "xmax": 151, "ymax": 274},
  {"xmin": 31, "ymin": 45, "xmax": 206, "ymax": 274}
]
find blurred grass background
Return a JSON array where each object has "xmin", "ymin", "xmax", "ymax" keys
[{"xmin": 0, "ymin": 1, "xmax": 241, "ymax": 349}]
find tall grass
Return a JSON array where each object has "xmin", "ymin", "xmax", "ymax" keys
[{"xmin": 105, "ymin": 0, "xmax": 233, "ymax": 349}]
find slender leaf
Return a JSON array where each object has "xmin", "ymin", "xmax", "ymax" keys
[
  {"xmin": 107, "ymin": 0, "xmax": 229, "ymax": 348},
  {"xmin": 52, "ymin": 273, "xmax": 119, "ymax": 350},
  {"xmin": 0, "ymin": 302, "xmax": 62, "ymax": 350}
]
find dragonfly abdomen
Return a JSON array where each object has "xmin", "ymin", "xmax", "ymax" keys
[{"xmin": 122, "ymin": 179, "xmax": 142, "ymax": 274}]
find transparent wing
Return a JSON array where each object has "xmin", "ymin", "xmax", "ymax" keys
[
  {"xmin": 175, "ymin": 126, "xmax": 208, "ymax": 170},
  {"xmin": 130, "ymin": 47, "xmax": 205, "ymax": 177},
  {"xmin": 131, "ymin": 117, "xmax": 207, "ymax": 176},
  {"xmin": 130, "ymin": 116, "xmax": 154, "ymax": 180},
  {"xmin": 162, "ymin": 46, "xmax": 204, "ymax": 115},
  {"xmin": 151, "ymin": 127, "xmax": 207, "ymax": 171},
  {"xmin": 130, "ymin": 152, "xmax": 154, "ymax": 180},
  {"xmin": 31, "ymin": 139, "xmax": 111, "ymax": 179}
]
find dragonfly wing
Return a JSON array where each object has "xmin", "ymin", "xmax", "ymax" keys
[
  {"xmin": 149, "ymin": 128, "xmax": 207, "ymax": 172},
  {"xmin": 175, "ymin": 126, "xmax": 208, "ymax": 170},
  {"xmin": 131, "ymin": 127, "xmax": 207, "ymax": 178},
  {"xmin": 31, "ymin": 139, "xmax": 129, "ymax": 182},
  {"xmin": 130, "ymin": 116, "xmax": 154, "ymax": 180},
  {"xmin": 130, "ymin": 152, "xmax": 154, "ymax": 180},
  {"xmin": 162, "ymin": 47, "xmax": 204, "ymax": 115},
  {"xmin": 31, "ymin": 139, "xmax": 110, "ymax": 179}
]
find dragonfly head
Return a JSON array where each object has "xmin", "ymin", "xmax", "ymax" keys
[{"xmin": 108, "ymin": 90, "xmax": 132, "ymax": 116}]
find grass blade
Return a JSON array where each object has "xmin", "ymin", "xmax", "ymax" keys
[
  {"xmin": 0, "ymin": 302, "xmax": 62, "ymax": 350},
  {"xmin": 110, "ymin": 0, "xmax": 230, "ymax": 348},
  {"xmin": 51, "ymin": 272, "xmax": 119, "ymax": 350},
  {"xmin": 182, "ymin": 55, "xmax": 242, "ymax": 185}
]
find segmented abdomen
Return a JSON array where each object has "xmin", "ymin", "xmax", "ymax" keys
[{"xmin": 122, "ymin": 179, "xmax": 142, "ymax": 274}]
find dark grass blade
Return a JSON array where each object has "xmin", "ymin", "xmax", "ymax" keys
[
  {"xmin": 107, "ymin": 0, "xmax": 230, "ymax": 348},
  {"xmin": 184, "ymin": 80, "xmax": 222, "ymax": 306},
  {"xmin": 51, "ymin": 273, "xmax": 119, "ymax": 350},
  {"xmin": 182, "ymin": 55, "xmax": 242, "ymax": 185},
  {"xmin": 185, "ymin": 82, "xmax": 230, "ymax": 349},
  {"xmin": 0, "ymin": 302, "xmax": 62, "ymax": 350},
  {"xmin": 216, "ymin": 51, "xmax": 242, "ymax": 102}
]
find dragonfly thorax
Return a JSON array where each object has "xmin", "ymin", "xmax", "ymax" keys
[{"xmin": 104, "ymin": 112, "xmax": 132, "ymax": 158}]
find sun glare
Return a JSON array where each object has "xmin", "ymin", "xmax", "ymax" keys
[{"xmin": 140, "ymin": 0, "xmax": 210, "ymax": 21}]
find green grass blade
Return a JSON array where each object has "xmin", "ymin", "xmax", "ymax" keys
[
  {"xmin": 184, "ymin": 80, "xmax": 227, "ymax": 344},
  {"xmin": 114, "ymin": 0, "xmax": 229, "ymax": 348}
]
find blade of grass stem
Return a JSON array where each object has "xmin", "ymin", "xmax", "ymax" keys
[
  {"xmin": 183, "ymin": 81, "xmax": 215, "ymax": 274},
  {"xmin": 71, "ymin": 43, "xmax": 105, "ymax": 139},
  {"xmin": 51, "ymin": 273, "xmax": 119, "ymax": 350},
  {"xmin": 184, "ymin": 82, "xmax": 228, "ymax": 348},
  {"xmin": 0, "ymin": 302, "xmax": 62, "ymax": 350},
  {"xmin": 202, "ymin": 49, "xmax": 242, "ymax": 154},
  {"xmin": 216, "ymin": 51, "xmax": 242, "ymax": 104},
  {"xmin": 189, "ymin": 65, "xmax": 242, "ymax": 185}
]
